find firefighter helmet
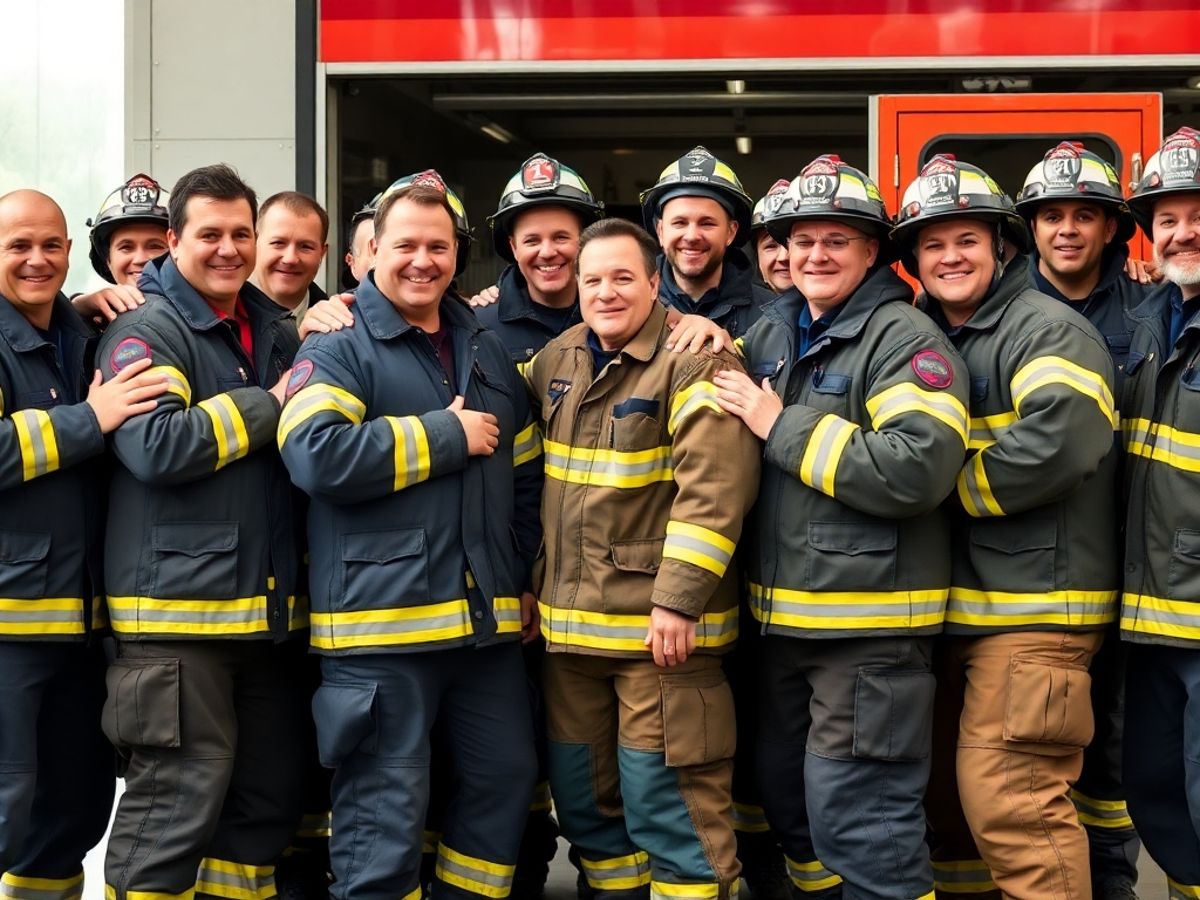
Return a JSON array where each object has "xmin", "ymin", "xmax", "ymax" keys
[
  {"xmin": 891, "ymin": 154, "xmax": 1031, "ymax": 276},
  {"xmin": 86, "ymin": 174, "xmax": 170, "ymax": 283},
  {"xmin": 349, "ymin": 191, "xmax": 383, "ymax": 231},
  {"xmin": 487, "ymin": 154, "xmax": 603, "ymax": 262},
  {"xmin": 378, "ymin": 170, "xmax": 473, "ymax": 275},
  {"xmin": 751, "ymin": 179, "xmax": 792, "ymax": 234},
  {"xmin": 639, "ymin": 146, "xmax": 754, "ymax": 245},
  {"xmin": 1127, "ymin": 126, "xmax": 1200, "ymax": 236},
  {"xmin": 1015, "ymin": 141, "xmax": 1135, "ymax": 243}
]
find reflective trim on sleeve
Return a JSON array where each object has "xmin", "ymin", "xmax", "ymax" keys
[
  {"xmin": 578, "ymin": 851, "xmax": 652, "ymax": 891},
  {"xmin": 930, "ymin": 859, "xmax": 996, "ymax": 894},
  {"xmin": 310, "ymin": 599, "xmax": 474, "ymax": 651},
  {"xmin": 539, "ymin": 602, "xmax": 737, "ymax": 653},
  {"xmin": 197, "ymin": 394, "xmax": 250, "ymax": 470},
  {"xmin": 668, "ymin": 380, "xmax": 722, "ymax": 435},
  {"xmin": 387, "ymin": 414, "xmax": 432, "ymax": 490},
  {"xmin": 798, "ymin": 414, "xmax": 858, "ymax": 497},
  {"xmin": 946, "ymin": 588, "xmax": 1117, "ymax": 629},
  {"xmin": 12, "ymin": 409, "xmax": 60, "ymax": 481},
  {"xmin": 1010, "ymin": 355, "xmax": 1115, "ymax": 428},
  {"xmin": 1, "ymin": 871, "xmax": 84, "ymax": 900},
  {"xmin": 194, "ymin": 858, "xmax": 276, "ymax": 900},
  {"xmin": 106, "ymin": 595, "xmax": 273, "ymax": 637},
  {"xmin": 747, "ymin": 582, "xmax": 947, "ymax": 631},
  {"xmin": 650, "ymin": 882, "xmax": 721, "ymax": 900},
  {"xmin": 493, "ymin": 595, "xmax": 523, "ymax": 635},
  {"xmin": 512, "ymin": 421, "xmax": 543, "ymax": 467},
  {"xmin": 1169, "ymin": 879, "xmax": 1200, "ymax": 900},
  {"xmin": 956, "ymin": 452, "xmax": 1003, "ymax": 517},
  {"xmin": 105, "ymin": 886, "xmax": 195, "ymax": 900},
  {"xmin": 543, "ymin": 440, "xmax": 674, "ymax": 488},
  {"xmin": 147, "ymin": 365, "xmax": 191, "ymax": 405},
  {"xmin": 0, "ymin": 597, "xmax": 88, "ymax": 636},
  {"xmin": 1069, "ymin": 790, "xmax": 1134, "ymax": 830},
  {"xmin": 783, "ymin": 856, "xmax": 843, "ymax": 893},
  {"xmin": 732, "ymin": 336, "xmax": 746, "ymax": 357},
  {"xmin": 434, "ymin": 844, "xmax": 515, "ymax": 899},
  {"xmin": 662, "ymin": 521, "xmax": 735, "ymax": 578},
  {"xmin": 1124, "ymin": 417, "xmax": 1200, "ymax": 473},
  {"xmin": 277, "ymin": 382, "xmax": 366, "ymax": 447},
  {"xmin": 865, "ymin": 382, "xmax": 968, "ymax": 445},
  {"xmin": 1121, "ymin": 592, "xmax": 1200, "ymax": 643},
  {"xmin": 731, "ymin": 802, "xmax": 771, "ymax": 834},
  {"xmin": 967, "ymin": 412, "xmax": 1016, "ymax": 450}
]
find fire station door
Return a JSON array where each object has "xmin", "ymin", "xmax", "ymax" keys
[{"xmin": 870, "ymin": 93, "xmax": 1162, "ymax": 259}]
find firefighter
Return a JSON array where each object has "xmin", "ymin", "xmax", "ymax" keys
[
  {"xmin": 343, "ymin": 202, "xmax": 376, "ymax": 289},
  {"xmin": 71, "ymin": 173, "xmax": 170, "ymax": 324},
  {"xmin": 278, "ymin": 173, "xmax": 543, "ymax": 900},
  {"xmin": 527, "ymin": 216, "xmax": 760, "ymax": 900},
  {"xmin": 751, "ymin": 179, "xmax": 793, "ymax": 294},
  {"xmin": 891, "ymin": 155, "xmax": 1119, "ymax": 899},
  {"xmin": 0, "ymin": 189, "xmax": 167, "ymax": 900},
  {"xmin": 98, "ymin": 164, "xmax": 310, "ymax": 900},
  {"xmin": 1119, "ymin": 125, "xmax": 1200, "ymax": 900},
  {"xmin": 714, "ymin": 155, "xmax": 969, "ymax": 900},
  {"xmin": 1014, "ymin": 141, "xmax": 1147, "ymax": 900},
  {"xmin": 251, "ymin": 191, "xmax": 330, "ymax": 320}
]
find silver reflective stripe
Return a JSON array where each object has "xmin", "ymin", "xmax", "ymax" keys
[
  {"xmin": 0, "ymin": 875, "xmax": 84, "ymax": 900},
  {"xmin": 0, "ymin": 609, "xmax": 80, "ymax": 623},
  {"xmin": 16, "ymin": 410, "xmax": 54, "ymax": 478},
  {"xmin": 544, "ymin": 450, "xmax": 671, "ymax": 479},
  {"xmin": 768, "ymin": 597, "xmax": 945, "ymax": 619},
  {"xmin": 662, "ymin": 532, "xmax": 732, "ymax": 571},
  {"xmin": 320, "ymin": 611, "xmax": 470, "ymax": 638},
  {"xmin": 196, "ymin": 862, "xmax": 274, "ymax": 898},
  {"xmin": 201, "ymin": 398, "xmax": 242, "ymax": 463},
  {"xmin": 396, "ymin": 415, "xmax": 423, "ymax": 483},
  {"xmin": 436, "ymin": 857, "xmax": 512, "ymax": 892}
]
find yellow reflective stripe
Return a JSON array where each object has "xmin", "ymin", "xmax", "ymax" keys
[
  {"xmin": 967, "ymin": 411, "xmax": 1016, "ymax": 450},
  {"xmin": 296, "ymin": 810, "xmax": 332, "ymax": 838},
  {"xmin": 387, "ymin": 415, "xmax": 431, "ymax": 490},
  {"xmin": 543, "ymin": 439, "xmax": 674, "ymax": 488},
  {"xmin": 147, "ymin": 365, "xmax": 191, "ymax": 405},
  {"xmin": 956, "ymin": 452, "xmax": 1003, "ymax": 517},
  {"xmin": 1169, "ymin": 879, "xmax": 1200, "ymax": 899},
  {"xmin": 311, "ymin": 599, "xmax": 474, "ymax": 650},
  {"xmin": 12, "ymin": 409, "xmax": 59, "ymax": 481},
  {"xmin": 748, "ymin": 582, "xmax": 947, "ymax": 630},
  {"xmin": 435, "ymin": 845, "xmax": 515, "ymax": 898},
  {"xmin": 512, "ymin": 421, "xmax": 542, "ymax": 467},
  {"xmin": 1010, "ymin": 355, "xmax": 1115, "ymax": 428},
  {"xmin": 422, "ymin": 830, "xmax": 443, "ymax": 854},
  {"xmin": 1124, "ymin": 417, "xmax": 1200, "ymax": 473},
  {"xmin": 1, "ymin": 872, "xmax": 84, "ymax": 900},
  {"xmin": 399, "ymin": 888, "xmax": 421, "ymax": 900},
  {"xmin": 947, "ymin": 588, "xmax": 1116, "ymax": 628},
  {"xmin": 105, "ymin": 887, "xmax": 196, "ymax": 900},
  {"xmin": 1069, "ymin": 789, "xmax": 1133, "ymax": 829},
  {"xmin": 651, "ymin": 883, "xmax": 720, "ymax": 899},
  {"xmin": 197, "ymin": 394, "xmax": 251, "ymax": 470},
  {"xmin": 662, "ymin": 521, "xmax": 735, "ymax": 578},
  {"xmin": 0, "ymin": 597, "xmax": 88, "ymax": 635},
  {"xmin": 731, "ymin": 802, "xmax": 770, "ymax": 833},
  {"xmin": 1121, "ymin": 592, "xmax": 1200, "ymax": 642},
  {"xmin": 799, "ymin": 414, "xmax": 858, "ymax": 497},
  {"xmin": 578, "ymin": 852, "xmax": 652, "ymax": 891},
  {"xmin": 277, "ymin": 382, "xmax": 365, "ymax": 446},
  {"xmin": 783, "ymin": 857, "xmax": 843, "ymax": 892},
  {"xmin": 106, "ymin": 596, "xmax": 271, "ymax": 636},
  {"xmin": 732, "ymin": 336, "xmax": 745, "ymax": 357},
  {"xmin": 930, "ymin": 859, "xmax": 996, "ymax": 894},
  {"xmin": 194, "ymin": 858, "xmax": 275, "ymax": 900},
  {"xmin": 516, "ymin": 359, "xmax": 533, "ymax": 384},
  {"xmin": 539, "ymin": 602, "xmax": 737, "ymax": 652},
  {"xmin": 865, "ymin": 382, "xmax": 968, "ymax": 445},
  {"xmin": 668, "ymin": 380, "xmax": 722, "ymax": 435},
  {"xmin": 493, "ymin": 595, "xmax": 522, "ymax": 634}
]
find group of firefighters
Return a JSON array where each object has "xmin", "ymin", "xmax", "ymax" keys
[{"xmin": 1, "ymin": 122, "xmax": 1199, "ymax": 900}]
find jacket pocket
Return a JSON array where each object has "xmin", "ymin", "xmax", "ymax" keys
[
  {"xmin": 660, "ymin": 668, "xmax": 736, "ymax": 767},
  {"xmin": 968, "ymin": 517, "xmax": 1057, "ymax": 593},
  {"xmin": 151, "ymin": 522, "xmax": 240, "ymax": 600},
  {"xmin": 806, "ymin": 521, "xmax": 897, "ymax": 592},
  {"xmin": 611, "ymin": 539, "xmax": 664, "ymax": 575},
  {"xmin": 0, "ymin": 531, "xmax": 52, "ymax": 599},
  {"xmin": 102, "ymin": 658, "xmax": 181, "ymax": 749},
  {"xmin": 340, "ymin": 529, "xmax": 429, "ymax": 610},
  {"xmin": 609, "ymin": 411, "xmax": 663, "ymax": 452},
  {"xmin": 312, "ymin": 681, "xmax": 378, "ymax": 766},
  {"xmin": 1169, "ymin": 529, "xmax": 1200, "ymax": 599},
  {"xmin": 853, "ymin": 669, "xmax": 936, "ymax": 761},
  {"xmin": 1003, "ymin": 655, "xmax": 1094, "ymax": 754}
]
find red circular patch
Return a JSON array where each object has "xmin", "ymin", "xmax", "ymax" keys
[
  {"xmin": 109, "ymin": 337, "xmax": 151, "ymax": 374},
  {"xmin": 911, "ymin": 350, "xmax": 953, "ymax": 389}
]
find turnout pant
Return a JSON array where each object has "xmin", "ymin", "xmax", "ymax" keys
[
  {"xmin": 0, "ymin": 642, "xmax": 114, "ymax": 900},
  {"xmin": 314, "ymin": 643, "xmax": 536, "ymax": 900},
  {"xmin": 756, "ymin": 635, "xmax": 933, "ymax": 900},
  {"xmin": 103, "ymin": 639, "xmax": 310, "ymax": 900},
  {"xmin": 544, "ymin": 652, "xmax": 740, "ymax": 900},
  {"xmin": 925, "ymin": 631, "xmax": 1101, "ymax": 900},
  {"xmin": 1122, "ymin": 644, "xmax": 1200, "ymax": 899}
]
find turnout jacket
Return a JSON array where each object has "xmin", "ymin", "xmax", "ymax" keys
[
  {"xmin": 927, "ymin": 257, "xmax": 1119, "ymax": 635},
  {"xmin": 475, "ymin": 264, "xmax": 581, "ymax": 364},
  {"xmin": 657, "ymin": 247, "xmax": 773, "ymax": 339},
  {"xmin": 278, "ymin": 275, "xmax": 543, "ymax": 655},
  {"xmin": 97, "ymin": 257, "xmax": 304, "ymax": 641},
  {"xmin": 0, "ymin": 294, "xmax": 106, "ymax": 640},
  {"xmin": 739, "ymin": 266, "xmax": 969, "ymax": 639},
  {"xmin": 527, "ymin": 302, "xmax": 760, "ymax": 657},
  {"xmin": 1121, "ymin": 282, "xmax": 1200, "ymax": 648}
]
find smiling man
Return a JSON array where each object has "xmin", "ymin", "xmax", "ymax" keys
[
  {"xmin": 751, "ymin": 178, "xmax": 793, "ymax": 294},
  {"xmin": 251, "ymin": 191, "xmax": 330, "ymax": 321}
]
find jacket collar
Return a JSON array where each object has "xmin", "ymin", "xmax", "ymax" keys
[
  {"xmin": 496, "ymin": 264, "xmax": 581, "ymax": 328},
  {"xmin": 763, "ymin": 264, "xmax": 913, "ymax": 345},
  {"xmin": 657, "ymin": 248, "xmax": 754, "ymax": 317},
  {"xmin": 355, "ymin": 272, "xmax": 483, "ymax": 341},
  {"xmin": 0, "ymin": 292, "xmax": 91, "ymax": 352},
  {"xmin": 561, "ymin": 300, "xmax": 668, "ymax": 364},
  {"xmin": 138, "ymin": 255, "xmax": 288, "ymax": 333}
]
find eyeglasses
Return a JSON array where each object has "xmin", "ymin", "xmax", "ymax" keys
[{"xmin": 787, "ymin": 235, "xmax": 871, "ymax": 251}]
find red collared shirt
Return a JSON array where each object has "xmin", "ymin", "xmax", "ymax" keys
[{"xmin": 206, "ymin": 296, "xmax": 255, "ymax": 371}]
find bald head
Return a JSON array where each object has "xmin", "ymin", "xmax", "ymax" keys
[{"xmin": 0, "ymin": 189, "xmax": 71, "ymax": 327}]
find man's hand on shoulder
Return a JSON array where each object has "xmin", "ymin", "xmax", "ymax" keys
[
  {"xmin": 299, "ymin": 293, "xmax": 356, "ymax": 339},
  {"xmin": 666, "ymin": 314, "xmax": 733, "ymax": 354},
  {"xmin": 72, "ymin": 284, "xmax": 146, "ymax": 325}
]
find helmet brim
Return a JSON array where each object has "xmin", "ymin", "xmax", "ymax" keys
[
  {"xmin": 891, "ymin": 208, "xmax": 1031, "ymax": 277},
  {"xmin": 641, "ymin": 185, "xmax": 753, "ymax": 248},
  {"xmin": 487, "ymin": 196, "xmax": 601, "ymax": 263}
]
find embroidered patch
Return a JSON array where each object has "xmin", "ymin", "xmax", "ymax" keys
[
  {"xmin": 912, "ymin": 350, "xmax": 953, "ymax": 389},
  {"xmin": 547, "ymin": 378, "xmax": 572, "ymax": 404},
  {"xmin": 109, "ymin": 337, "xmax": 151, "ymax": 373},
  {"xmin": 286, "ymin": 359, "xmax": 314, "ymax": 399}
]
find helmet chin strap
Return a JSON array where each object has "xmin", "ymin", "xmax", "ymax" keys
[{"xmin": 991, "ymin": 221, "xmax": 1007, "ymax": 289}]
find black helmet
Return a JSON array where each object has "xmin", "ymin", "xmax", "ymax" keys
[
  {"xmin": 764, "ymin": 156, "xmax": 896, "ymax": 262},
  {"xmin": 487, "ymin": 154, "xmax": 603, "ymax": 262},
  {"xmin": 378, "ymin": 170, "xmax": 472, "ymax": 275},
  {"xmin": 639, "ymin": 146, "xmax": 754, "ymax": 246},
  {"xmin": 349, "ymin": 191, "xmax": 383, "ymax": 230},
  {"xmin": 891, "ymin": 155, "xmax": 1031, "ymax": 276},
  {"xmin": 1015, "ymin": 141, "xmax": 1135, "ymax": 244},
  {"xmin": 751, "ymin": 179, "xmax": 791, "ymax": 235},
  {"xmin": 86, "ymin": 174, "xmax": 170, "ymax": 283},
  {"xmin": 1127, "ymin": 126, "xmax": 1200, "ymax": 237}
]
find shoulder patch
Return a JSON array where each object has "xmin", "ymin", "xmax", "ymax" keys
[
  {"xmin": 911, "ymin": 349, "xmax": 953, "ymax": 389},
  {"xmin": 286, "ymin": 359, "xmax": 315, "ymax": 399},
  {"xmin": 109, "ymin": 337, "xmax": 151, "ymax": 374}
]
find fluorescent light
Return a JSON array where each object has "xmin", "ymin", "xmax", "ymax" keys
[
  {"xmin": 480, "ymin": 122, "xmax": 516, "ymax": 144},
  {"xmin": 736, "ymin": 135, "xmax": 752, "ymax": 155},
  {"xmin": 1187, "ymin": 75, "xmax": 1200, "ymax": 90},
  {"xmin": 726, "ymin": 79, "xmax": 746, "ymax": 95}
]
